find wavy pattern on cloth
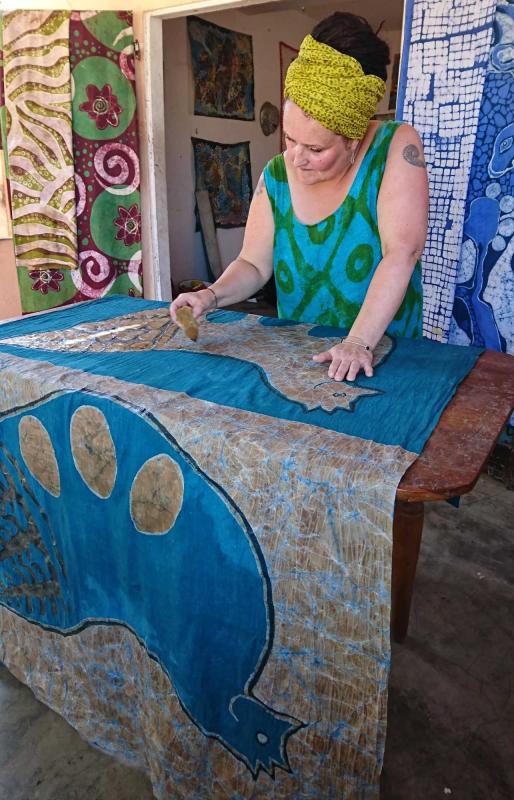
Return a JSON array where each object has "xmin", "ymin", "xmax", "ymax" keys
[
  {"xmin": 0, "ymin": 18, "xmax": 7, "ymax": 160},
  {"xmin": 1, "ymin": 11, "xmax": 77, "ymax": 300},
  {"xmin": 0, "ymin": 298, "xmax": 482, "ymax": 799},
  {"xmin": 450, "ymin": 0, "xmax": 514, "ymax": 356}
]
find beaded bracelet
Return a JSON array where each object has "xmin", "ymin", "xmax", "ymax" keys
[
  {"xmin": 205, "ymin": 286, "xmax": 218, "ymax": 309},
  {"xmin": 340, "ymin": 335, "xmax": 372, "ymax": 352}
]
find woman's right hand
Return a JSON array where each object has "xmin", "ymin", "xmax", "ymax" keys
[{"xmin": 169, "ymin": 288, "xmax": 216, "ymax": 323}]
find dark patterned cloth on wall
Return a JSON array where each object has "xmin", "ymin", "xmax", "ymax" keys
[
  {"xmin": 192, "ymin": 137, "xmax": 252, "ymax": 228},
  {"xmin": 187, "ymin": 16, "xmax": 254, "ymax": 121},
  {"xmin": 70, "ymin": 11, "xmax": 143, "ymax": 302},
  {"xmin": 450, "ymin": 1, "xmax": 514, "ymax": 355}
]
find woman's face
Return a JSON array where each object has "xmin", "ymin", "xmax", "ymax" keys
[{"xmin": 283, "ymin": 100, "xmax": 356, "ymax": 184}]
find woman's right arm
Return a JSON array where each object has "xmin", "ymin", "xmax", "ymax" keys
[{"xmin": 169, "ymin": 175, "xmax": 275, "ymax": 321}]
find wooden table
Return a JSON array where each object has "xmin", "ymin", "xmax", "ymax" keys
[{"xmin": 391, "ymin": 349, "xmax": 514, "ymax": 642}]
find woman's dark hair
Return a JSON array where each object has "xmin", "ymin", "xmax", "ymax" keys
[{"xmin": 311, "ymin": 12, "xmax": 390, "ymax": 81}]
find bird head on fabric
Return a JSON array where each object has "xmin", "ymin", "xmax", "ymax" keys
[
  {"xmin": 226, "ymin": 694, "xmax": 303, "ymax": 777},
  {"xmin": 284, "ymin": 34, "xmax": 386, "ymax": 140}
]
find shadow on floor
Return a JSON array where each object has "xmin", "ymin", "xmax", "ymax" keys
[
  {"xmin": 1, "ymin": 474, "xmax": 512, "ymax": 799},
  {"xmin": 382, "ymin": 473, "xmax": 514, "ymax": 800}
]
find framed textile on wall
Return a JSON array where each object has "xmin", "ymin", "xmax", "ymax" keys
[
  {"xmin": 192, "ymin": 138, "xmax": 252, "ymax": 229},
  {"xmin": 187, "ymin": 16, "xmax": 254, "ymax": 121},
  {"xmin": 279, "ymin": 41, "xmax": 298, "ymax": 149}
]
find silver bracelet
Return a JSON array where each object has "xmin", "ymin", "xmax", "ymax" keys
[
  {"xmin": 205, "ymin": 286, "xmax": 218, "ymax": 309},
  {"xmin": 340, "ymin": 335, "xmax": 372, "ymax": 352}
]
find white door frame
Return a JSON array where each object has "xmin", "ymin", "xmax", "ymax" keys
[{"xmin": 141, "ymin": 0, "xmax": 283, "ymax": 300}]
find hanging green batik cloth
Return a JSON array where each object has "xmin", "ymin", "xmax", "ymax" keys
[{"xmin": 1, "ymin": 10, "xmax": 78, "ymax": 313}]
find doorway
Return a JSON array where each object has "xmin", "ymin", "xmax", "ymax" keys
[{"xmin": 142, "ymin": 0, "xmax": 405, "ymax": 301}]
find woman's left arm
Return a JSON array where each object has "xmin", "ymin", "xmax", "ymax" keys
[{"xmin": 314, "ymin": 124, "xmax": 428, "ymax": 381}]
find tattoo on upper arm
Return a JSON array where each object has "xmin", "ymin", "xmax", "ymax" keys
[
  {"xmin": 254, "ymin": 175, "xmax": 265, "ymax": 196},
  {"xmin": 402, "ymin": 144, "xmax": 426, "ymax": 168}
]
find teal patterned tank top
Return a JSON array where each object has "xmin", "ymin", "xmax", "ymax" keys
[{"xmin": 263, "ymin": 121, "xmax": 423, "ymax": 337}]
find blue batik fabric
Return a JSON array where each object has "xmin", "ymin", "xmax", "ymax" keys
[
  {"xmin": 450, "ymin": 0, "xmax": 514, "ymax": 355},
  {"xmin": 0, "ymin": 297, "xmax": 482, "ymax": 800}
]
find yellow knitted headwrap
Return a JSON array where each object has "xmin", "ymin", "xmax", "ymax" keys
[{"xmin": 284, "ymin": 35, "xmax": 386, "ymax": 140}]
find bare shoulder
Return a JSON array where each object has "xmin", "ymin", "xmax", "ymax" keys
[
  {"xmin": 388, "ymin": 123, "xmax": 426, "ymax": 168},
  {"xmin": 253, "ymin": 172, "xmax": 267, "ymax": 197}
]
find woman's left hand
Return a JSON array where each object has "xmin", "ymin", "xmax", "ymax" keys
[{"xmin": 312, "ymin": 342, "xmax": 374, "ymax": 381}]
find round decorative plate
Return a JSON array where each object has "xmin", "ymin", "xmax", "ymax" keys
[{"xmin": 259, "ymin": 102, "xmax": 280, "ymax": 136}]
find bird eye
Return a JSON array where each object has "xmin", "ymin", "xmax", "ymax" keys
[
  {"xmin": 256, "ymin": 731, "xmax": 269, "ymax": 745},
  {"xmin": 500, "ymin": 136, "xmax": 513, "ymax": 153}
]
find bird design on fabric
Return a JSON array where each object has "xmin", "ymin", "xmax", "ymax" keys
[
  {"xmin": 0, "ymin": 392, "xmax": 302, "ymax": 777},
  {"xmin": 0, "ymin": 310, "xmax": 393, "ymax": 413}
]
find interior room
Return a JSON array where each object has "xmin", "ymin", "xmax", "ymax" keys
[
  {"xmin": 0, "ymin": 1, "xmax": 513, "ymax": 799},
  {"xmin": 161, "ymin": 0, "xmax": 404, "ymax": 295}
]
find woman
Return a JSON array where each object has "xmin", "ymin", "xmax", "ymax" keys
[{"xmin": 170, "ymin": 13, "xmax": 428, "ymax": 382}]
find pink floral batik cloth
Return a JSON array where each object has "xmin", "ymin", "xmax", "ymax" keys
[{"xmin": 70, "ymin": 11, "xmax": 143, "ymax": 303}]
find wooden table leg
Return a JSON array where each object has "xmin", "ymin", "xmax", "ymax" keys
[{"xmin": 391, "ymin": 500, "xmax": 424, "ymax": 643}]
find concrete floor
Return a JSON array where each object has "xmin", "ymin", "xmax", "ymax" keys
[{"xmin": 1, "ymin": 473, "xmax": 512, "ymax": 800}]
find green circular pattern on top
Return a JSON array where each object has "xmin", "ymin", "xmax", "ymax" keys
[
  {"xmin": 275, "ymin": 259, "xmax": 294, "ymax": 294},
  {"xmin": 346, "ymin": 243, "xmax": 374, "ymax": 282},
  {"xmin": 90, "ymin": 189, "xmax": 141, "ymax": 260},
  {"xmin": 72, "ymin": 56, "xmax": 135, "ymax": 141},
  {"xmin": 83, "ymin": 12, "xmax": 133, "ymax": 52}
]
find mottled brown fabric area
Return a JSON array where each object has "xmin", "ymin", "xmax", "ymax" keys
[
  {"xmin": 130, "ymin": 454, "xmax": 184, "ymax": 534},
  {"xmin": 71, "ymin": 405, "xmax": 116, "ymax": 499},
  {"xmin": 18, "ymin": 415, "xmax": 60, "ymax": 497}
]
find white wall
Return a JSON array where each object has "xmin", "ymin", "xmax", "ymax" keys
[{"xmin": 163, "ymin": 9, "xmax": 401, "ymax": 286}]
